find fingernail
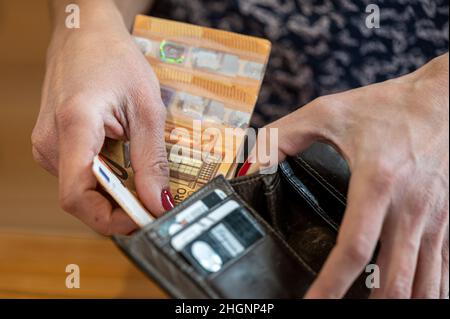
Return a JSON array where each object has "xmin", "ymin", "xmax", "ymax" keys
[
  {"xmin": 161, "ymin": 187, "xmax": 175, "ymax": 211},
  {"xmin": 237, "ymin": 159, "xmax": 252, "ymax": 177}
]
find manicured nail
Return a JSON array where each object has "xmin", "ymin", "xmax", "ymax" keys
[
  {"xmin": 237, "ymin": 159, "xmax": 252, "ymax": 177},
  {"xmin": 161, "ymin": 187, "xmax": 175, "ymax": 211}
]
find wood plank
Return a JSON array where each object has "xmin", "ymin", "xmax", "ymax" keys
[{"xmin": 0, "ymin": 232, "xmax": 168, "ymax": 298}]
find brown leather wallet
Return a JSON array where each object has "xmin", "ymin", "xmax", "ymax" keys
[{"xmin": 113, "ymin": 142, "xmax": 370, "ymax": 298}]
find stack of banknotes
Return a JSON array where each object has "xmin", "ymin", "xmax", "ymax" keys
[{"xmin": 98, "ymin": 15, "xmax": 271, "ymax": 220}]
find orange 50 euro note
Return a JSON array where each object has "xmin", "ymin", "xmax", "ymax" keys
[{"xmin": 97, "ymin": 15, "xmax": 271, "ymax": 224}]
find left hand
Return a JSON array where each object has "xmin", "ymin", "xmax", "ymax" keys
[{"xmin": 247, "ymin": 53, "xmax": 449, "ymax": 298}]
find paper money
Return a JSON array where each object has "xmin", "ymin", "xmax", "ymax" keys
[{"xmin": 100, "ymin": 16, "xmax": 271, "ymax": 207}]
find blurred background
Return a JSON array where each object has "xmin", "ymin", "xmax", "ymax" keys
[{"xmin": 0, "ymin": 0, "xmax": 165, "ymax": 298}]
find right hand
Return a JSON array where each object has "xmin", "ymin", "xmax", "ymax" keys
[{"xmin": 32, "ymin": 3, "xmax": 173, "ymax": 235}]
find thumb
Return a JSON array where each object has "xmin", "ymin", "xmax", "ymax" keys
[
  {"xmin": 239, "ymin": 97, "xmax": 341, "ymax": 176},
  {"xmin": 128, "ymin": 89, "xmax": 174, "ymax": 217}
]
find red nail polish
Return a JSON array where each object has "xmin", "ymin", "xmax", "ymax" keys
[
  {"xmin": 237, "ymin": 159, "xmax": 252, "ymax": 177},
  {"xmin": 161, "ymin": 187, "xmax": 175, "ymax": 211}
]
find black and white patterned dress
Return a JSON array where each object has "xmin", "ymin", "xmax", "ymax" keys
[{"xmin": 151, "ymin": 0, "xmax": 449, "ymax": 127}]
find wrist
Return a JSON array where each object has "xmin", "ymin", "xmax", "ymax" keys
[
  {"xmin": 47, "ymin": 0, "xmax": 130, "ymax": 59},
  {"xmin": 49, "ymin": 0, "xmax": 127, "ymax": 37}
]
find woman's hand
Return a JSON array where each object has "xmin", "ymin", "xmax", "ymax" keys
[
  {"xmin": 250, "ymin": 53, "xmax": 449, "ymax": 298},
  {"xmin": 32, "ymin": 0, "xmax": 172, "ymax": 235}
]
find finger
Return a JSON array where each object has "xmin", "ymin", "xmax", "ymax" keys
[
  {"xmin": 441, "ymin": 226, "xmax": 449, "ymax": 298},
  {"xmin": 242, "ymin": 96, "xmax": 346, "ymax": 176},
  {"xmin": 413, "ymin": 204, "xmax": 448, "ymax": 298},
  {"xmin": 56, "ymin": 104, "xmax": 137, "ymax": 235},
  {"xmin": 371, "ymin": 211, "xmax": 423, "ymax": 298},
  {"xmin": 305, "ymin": 167, "xmax": 392, "ymax": 298},
  {"xmin": 411, "ymin": 234, "xmax": 443, "ymax": 298},
  {"xmin": 128, "ymin": 88, "xmax": 173, "ymax": 217}
]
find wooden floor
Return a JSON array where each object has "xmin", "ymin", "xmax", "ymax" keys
[{"xmin": 0, "ymin": 1, "xmax": 166, "ymax": 298}]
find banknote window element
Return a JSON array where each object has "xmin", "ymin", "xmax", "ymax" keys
[
  {"xmin": 160, "ymin": 41, "xmax": 186, "ymax": 64},
  {"xmin": 243, "ymin": 62, "xmax": 265, "ymax": 80},
  {"xmin": 221, "ymin": 54, "xmax": 240, "ymax": 76},
  {"xmin": 192, "ymin": 48, "xmax": 222, "ymax": 71},
  {"xmin": 226, "ymin": 111, "xmax": 251, "ymax": 128},
  {"xmin": 177, "ymin": 93, "xmax": 207, "ymax": 119},
  {"xmin": 133, "ymin": 36, "xmax": 152, "ymax": 56},
  {"xmin": 204, "ymin": 101, "xmax": 225, "ymax": 123},
  {"xmin": 192, "ymin": 49, "xmax": 241, "ymax": 77}
]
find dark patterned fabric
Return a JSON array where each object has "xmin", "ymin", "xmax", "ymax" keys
[{"xmin": 151, "ymin": 0, "xmax": 449, "ymax": 127}]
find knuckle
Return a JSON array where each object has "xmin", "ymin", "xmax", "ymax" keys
[
  {"xmin": 31, "ymin": 131, "xmax": 46, "ymax": 162},
  {"xmin": 54, "ymin": 95, "xmax": 87, "ymax": 127},
  {"xmin": 341, "ymin": 238, "xmax": 372, "ymax": 265},
  {"xmin": 137, "ymin": 149, "xmax": 170, "ymax": 178},
  {"xmin": 312, "ymin": 95, "xmax": 333, "ymax": 109},
  {"xmin": 310, "ymin": 96, "xmax": 334, "ymax": 119},
  {"xmin": 31, "ymin": 128, "xmax": 42, "ymax": 148},
  {"xmin": 132, "ymin": 98, "xmax": 167, "ymax": 129},
  {"xmin": 59, "ymin": 189, "xmax": 79, "ymax": 213},
  {"xmin": 150, "ymin": 157, "xmax": 170, "ymax": 177},
  {"xmin": 368, "ymin": 160, "xmax": 396, "ymax": 192},
  {"xmin": 54, "ymin": 103, "xmax": 77, "ymax": 127},
  {"xmin": 31, "ymin": 125, "xmax": 49, "ymax": 152},
  {"xmin": 410, "ymin": 194, "xmax": 429, "ymax": 211},
  {"xmin": 306, "ymin": 95, "xmax": 348, "ymax": 143},
  {"xmin": 31, "ymin": 128, "xmax": 56, "ymax": 172},
  {"xmin": 311, "ymin": 95, "xmax": 345, "ymax": 119},
  {"xmin": 31, "ymin": 145, "xmax": 46, "ymax": 167},
  {"xmin": 131, "ymin": 85, "xmax": 165, "ymax": 113}
]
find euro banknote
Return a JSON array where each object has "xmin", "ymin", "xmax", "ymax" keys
[{"xmin": 100, "ymin": 15, "xmax": 271, "ymax": 209}]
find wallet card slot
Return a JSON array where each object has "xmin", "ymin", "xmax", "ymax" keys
[
  {"xmin": 139, "ymin": 179, "xmax": 236, "ymax": 247},
  {"xmin": 204, "ymin": 235, "xmax": 314, "ymax": 298},
  {"xmin": 167, "ymin": 196, "xmax": 266, "ymax": 278},
  {"xmin": 154, "ymin": 188, "xmax": 229, "ymax": 243}
]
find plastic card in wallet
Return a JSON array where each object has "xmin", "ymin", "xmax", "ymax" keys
[
  {"xmin": 113, "ymin": 175, "xmax": 316, "ymax": 298},
  {"xmin": 157, "ymin": 189, "xmax": 227, "ymax": 238},
  {"xmin": 171, "ymin": 199, "xmax": 264, "ymax": 275}
]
